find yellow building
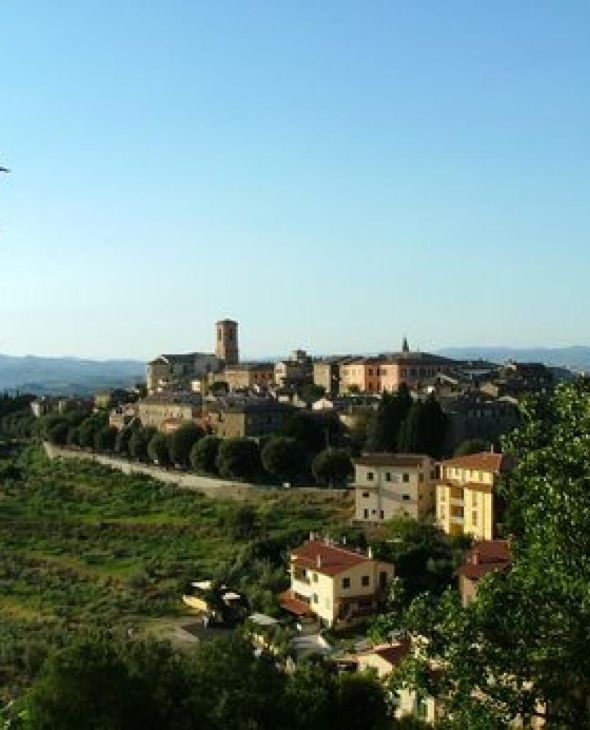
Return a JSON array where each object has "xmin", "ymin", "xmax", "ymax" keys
[
  {"xmin": 354, "ymin": 453, "xmax": 437, "ymax": 522},
  {"xmin": 280, "ymin": 538, "xmax": 394, "ymax": 628},
  {"xmin": 436, "ymin": 452, "xmax": 512, "ymax": 540}
]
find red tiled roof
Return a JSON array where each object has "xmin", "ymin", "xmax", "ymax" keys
[
  {"xmin": 439, "ymin": 452, "xmax": 512, "ymax": 473},
  {"xmin": 372, "ymin": 638, "xmax": 411, "ymax": 667},
  {"xmin": 279, "ymin": 590, "xmax": 313, "ymax": 616},
  {"xmin": 290, "ymin": 540, "xmax": 373, "ymax": 576},
  {"xmin": 458, "ymin": 540, "xmax": 512, "ymax": 581}
]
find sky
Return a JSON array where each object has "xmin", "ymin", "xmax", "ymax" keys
[{"xmin": 1, "ymin": 1, "xmax": 589, "ymax": 360}]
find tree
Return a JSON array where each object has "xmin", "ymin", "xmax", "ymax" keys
[
  {"xmin": 261, "ymin": 437, "xmax": 304, "ymax": 483},
  {"xmin": 333, "ymin": 671, "xmax": 390, "ymax": 730},
  {"xmin": 312, "ymin": 448, "xmax": 353, "ymax": 486},
  {"xmin": 189, "ymin": 435, "xmax": 221, "ymax": 474},
  {"xmin": 46, "ymin": 420, "xmax": 69, "ymax": 446},
  {"xmin": 128, "ymin": 427, "xmax": 154, "ymax": 462},
  {"xmin": 208, "ymin": 381, "xmax": 228, "ymax": 395},
  {"xmin": 77, "ymin": 418, "xmax": 99, "ymax": 449},
  {"xmin": 366, "ymin": 385, "xmax": 412, "ymax": 452},
  {"xmin": 224, "ymin": 503, "xmax": 259, "ymax": 540},
  {"xmin": 94, "ymin": 425, "xmax": 117, "ymax": 452},
  {"xmin": 300, "ymin": 383, "xmax": 325, "ymax": 406},
  {"xmin": 398, "ymin": 381, "xmax": 590, "ymax": 727},
  {"xmin": 167, "ymin": 423, "xmax": 204, "ymax": 468},
  {"xmin": 453, "ymin": 438, "xmax": 489, "ymax": 457},
  {"xmin": 216, "ymin": 438, "xmax": 261, "ymax": 481},
  {"xmin": 281, "ymin": 411, "xmax": 342, "ymax": 454},
  {"xmin": 397, "ymin": 396, "xmax": 447, "ymax": 457},
  {"xmin": 147, "ymin": 432, "xmax": 169, "ymax": 466}
]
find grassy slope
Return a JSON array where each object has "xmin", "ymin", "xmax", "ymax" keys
[{"xmin": 0, "ymin": 446, "xmax": 353, "ymax": 696}]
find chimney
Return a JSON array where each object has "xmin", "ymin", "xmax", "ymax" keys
[
  {"xmin": 316, "ymin": 554, "xmax": 322, "ymax": 568},
  {"xmin": 309, "ymin": 531, "xmax": 315, "ymax": 542},
  {"xmin": 367, "ymin": 546, "xmax": 373, "ymax": 559},
  {"xmin": 342, "ymin": 536, "xmax": 347, "ymax": 546}
]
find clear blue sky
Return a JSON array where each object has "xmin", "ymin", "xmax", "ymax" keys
[{"xmin": 1, "ymin": 1, "xmax": 589, "ymax": 360}]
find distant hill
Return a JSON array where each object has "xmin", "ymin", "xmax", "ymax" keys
[
  {"xmin": 0, "ymin": 354, "xmax": 145, "ymax": 396},
  {"xmin": 437, "ymin": 346, "xmax": 590, "ymax": 373}
]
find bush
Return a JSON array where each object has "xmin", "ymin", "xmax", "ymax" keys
[
  {"xmin": 190, "ymin": 435, "xmax": 221, "ymax": 474},
  {"xmin": 311, "ymin": 448, "xmax": 353, "ymax": 487},
  {"xmin": 167, "ymin": 423, "xmax": 204, "ymax": 468},
  {"xmin": 147, "ymin": 432, "xmax": 170, "ymax": 466},
  {"xmin": 261, "ymin": 437, "xmax": 304, "ymax": 483},
  {"xmin": 216, "ymin": 438, "xmax": 261, "ymax": 481}
]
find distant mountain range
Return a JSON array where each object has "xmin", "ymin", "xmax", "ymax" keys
[
  {"xmin": 437, "ymin": 346, "xmax": 590, "ymax": 373},
  {"xmin": 0, "ymin": 355, "xmax": 145, "ymax": 396},
  {"xmin": 1, "ymin": 346, "xmax": 588, "ymax": 396}
]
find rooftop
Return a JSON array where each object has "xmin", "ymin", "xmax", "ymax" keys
[
  {"xmin": 439, "ymin": 451, "xmax": 512, "ymax": 473},
  {"xmin": 355, "ymin": 452, "xmax": 431, "ymax": 468},
  {"xmin": 290, "ymin": 539, "xmax": 377, "ymax": 576},
  {"xmin": 458, "ymin": 539, "xmax": 512, "ymax": 581}
]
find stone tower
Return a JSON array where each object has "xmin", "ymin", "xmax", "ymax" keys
[{"xmin": 215, "ymin": 319, "xmax": 239, "ymax": 365}]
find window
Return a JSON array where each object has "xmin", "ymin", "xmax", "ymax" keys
[
  {"xmin": 363, "ymin": 509, "xmax": 369, "ymax": 519},
  {"xmin": 313, "ymin": 573, "xmax": 318, "ymax": 583},
  {"xmin": 313, "ymin": 593, "xmax": 318, "ymax": 604},
  {"xmin": 342, "ymin": 577, "xmax": 350, "ymax": 589},
  {"xmin": 385, "ymin": 472, "xmax": 391, "ymax": 482},
  {"xmin": 367, "ymin": 471, "xmax": 374, "ymax": 481},
  {"xmin": 402, "ymin": 495, "xmax": 410, "ymax": 501},
  {"xmin": 361, "ymin": 575, "xmax": 370, "ymax": 587},
  {"xmin": 362, "ymin": 491, "xmax": 370, "ymax": 498},
  {"xmin": 419, "ymin": 473, "xmax": 424, "ymax": 482},
  {"xmin": 380, "ymin": 510, "xmax": 384, "ymax": 519},
  {"xmin": 471, "ymin": 511, "xmax": 478, "ymax": 524},
  {"xmin": 403, "ymin": 473, "xmax": 410, "ymax": 483}
]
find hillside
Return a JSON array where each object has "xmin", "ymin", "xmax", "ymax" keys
[
  {"xmin": 437, "ymin": 346, "xmax": 590, "ymax": 373},
  {"xmin": 0, "ymin": 354, "xmax": 145, "ymax": 395}
]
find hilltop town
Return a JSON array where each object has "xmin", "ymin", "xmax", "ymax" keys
[{"xmin": 1, "ymin": 317, "xmax": 581, "ymax": 726}]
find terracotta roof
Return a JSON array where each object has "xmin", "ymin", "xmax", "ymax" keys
[
  {"xmin": 355, "ymin": 453, "xmax": 431, "ymax": 467},
  {"xmin": 458, "ymin": 540, "xmax": 512, "ymax": 581},
  {"xmin": 290, "ymin": 540, "xmax": 374, "ymax": 576},
  {"xmin": 370, "ymin": 638, "xmax": 411, "ymax": 667},
  {"xmin": 440, "ymin": 452, "xmax": 512, "ymax": 473},
  {"xmin": 279, "ymin": 590, "xmax": 313, "ymax": 616}
]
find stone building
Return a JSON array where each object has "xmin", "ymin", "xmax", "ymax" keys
[
  {"xmin": 223, "ymin": 362, "xmax": 275, "ymax": 392},
  {"xmin": 215, "ymin": 319, "xmax": 239, "ymax": 365},
  {"xmin": 204, "ymin": 397, "xmax": 293, "ymax": 440},
  {"xmin": 137, "ymin": 391, "xmax": 203, "ymax": 432},
  {"xmin": 274, "ymin": 349, "xmax": 313, "ymax": 389},
  {"xmin": 147, "ymin": 319, "xmax": 239, "ymax": 394}
]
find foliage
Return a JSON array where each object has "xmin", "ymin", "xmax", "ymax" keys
[
  {"xmin": 0, "ymin": 445, "xmax": 348, "ymax": 698},
  {"xmin": 397, "ymin": 396, "xmax": 447, "ymax": 457},
  {"xmin": 453, "ymin": 438, "xmax": 489, "ymax": 457},
  {"xmin": 166, "ymin": 423, "xmax": 204, "ymax": 468},
  {"xmin": 299, "ymin": 383, "xmax": 326, "ymax": 406},
  {"xmin": 189, "ymin": 435, "xmax": 220, "ymax": 474},
  {"xmin": 147, "ymin": 432, "xmax": 170, "ymax": 466},
  {"xmin": 370, "ymin": 515, "xmax": 466, "ymax": 602},
  {"xmin": 216, "ymin": 438, "xmax": 261, "ymax": 481},
  {"xmin": 366, "ymin": 385, "xmax": 412, "ymax": 452},
  {"xmin": 261, "ymin": 436, "xmax": 304, "ymax": 483},
  {"xmin": 128, "ymin": 427, "xmax": 155, "ymax": 462},
  {"xmin": 280, "ymin": 411, "xmax": 342, "ymax": 454},
  {"xmin": 94, "ymin": 425, "xmax": 117, "ymax": 453},
  {"xmin": 311, "ymin": 448, "xmax": 353, "ymax": 486},
  {"xmin": 398, "ymin": 381, "xmax": 590, "ymax": 727}
]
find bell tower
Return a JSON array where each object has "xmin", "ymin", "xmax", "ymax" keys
[{"xmin": 215, "ymin": 319, "xmax": 239, "ymax": 365}]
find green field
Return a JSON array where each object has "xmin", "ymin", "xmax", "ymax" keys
[{"xmin": 0, "ymin": 445, "xmax": 353, "ymax": 698}]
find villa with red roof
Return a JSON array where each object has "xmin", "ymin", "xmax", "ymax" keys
[
  {"xmin": 280, "ymin": 536, "xmax": 394, "ymax": 628},
  {"xmin": 458, "ymin": 539, "xmax": 512, "ymax": 606}
]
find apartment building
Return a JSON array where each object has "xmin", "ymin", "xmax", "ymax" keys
[
  {"xmin": 137, "ymin": 391, "xmax": 203, "ymax": 432},
  {"xmin": 354, "ymin": 453, "xmax": 437, "ymax": 522},
  {"xmin": 436, "ymin": 452, "xmax": 512, "ymax": 540},
  {"xmin": 279, "ymin": 538, "xmax": 394, "ymax": 628}
]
